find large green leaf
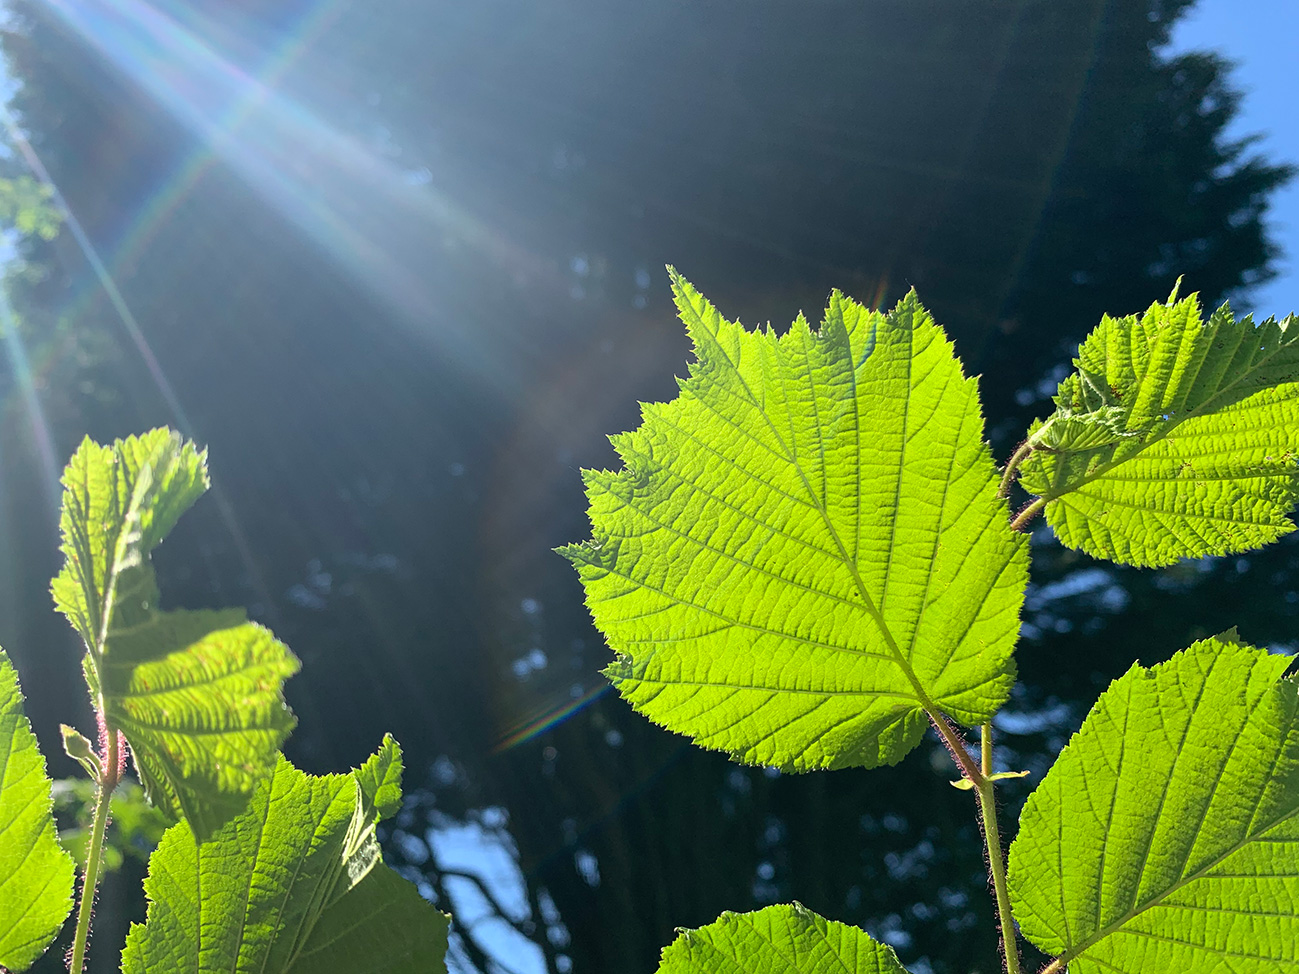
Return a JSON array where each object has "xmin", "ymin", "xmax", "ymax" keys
[
  {"xmin": 1008, "ymin": 636, "xmax": 1299, "ymax": 973},
  {"xmin": 562, "ymin": 272, "xmax": 1027, "ymax": 771},
  {"xmin": 121, "ymin": 736, "xmax": 449, "ymax": 974},
  {"xmin": 657, "ymin": 903, "xmax": 911, "ymax": 974},
  {"xmin": 0, "ymin": 649, "xmax": 75, "ymax": 972},
  {"xmin": 1019, "ymin": 290, "xmax": 1299, "ymax": 566},
  {"xmin": 53, "ymin": 429, "xmax": 298, "ymax": 839}
]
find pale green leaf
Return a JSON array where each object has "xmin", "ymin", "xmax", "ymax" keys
[
  {"xmin": 1019, "ymin": 290, "xmax": 1299, "ymax": 566},
  {"xmin": 54, "ymin": 429, "xmax": 298, "ymax": 839},
  {"xmin": 1008, "ymin": 636, "xmax": 1299, "ymax": 973},
  {"xmin": 562, "ymin": 271, "xmax": 1028, "ymax": 771},
  {"xmin": 121, "ymin": 735, "xmax": 449, "ymax": 974},
  {"xmin": 657, "ymin": 903, "xmax": 911, "ymax": 974},
  {"xmin": 0, "ymin": 649, "xmax": 75, "ymax": 972},
  {"xmin": 52, "ymin": 428, "xmax": 207, "ymax": 649}
]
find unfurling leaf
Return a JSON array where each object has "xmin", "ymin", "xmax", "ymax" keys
[
  {"xmin": 657, "ymin": 903, "xmax": 911, "ymax": 974},
  {"xmin": 0, "ymin": 650, "xmax": 75, "ymax": 972},
  {"xmin": 122, "ymin": 736, "xmax": 449, "ymax": 974},
  {"xmin": 563, "ymin": 272, "xmax": 1027, "ymax": 771},
  {"xmin": 1019, "ymin": 289, "xmax": 1299, "ymax": 566},
  {"xmin": 54, "ymin": 429, "xmax": 298, "ymax": 839},
  {"xmin": 1008, "ymin": 636, "xmax": 1299, "ymax": 973}
]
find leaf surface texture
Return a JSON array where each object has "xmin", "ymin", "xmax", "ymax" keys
[
  {"xmin": 54, "ymin": 429, "xmax": 298, "ymax": 838},
  {"xmin": 657, "ymin": 903, "xmax": 911, "ymax": 974},
  {"xmin": 563, "ymin": 272, "xmax": 1027, "ymax": 770},
  {"xmin": 121, "ymin": 736, "xmax": 448, "ymax": 974},
  {"xmin": 1008, "ymin": 637, "xmax": 1299, "ymax": 973},
  {"xmin": 1020, "ymin": 291, "xmax": 1299, "ymax": 565},
  {"xmin": 0, "ymin": 649, "xmax": 75, "ymax": 971}
]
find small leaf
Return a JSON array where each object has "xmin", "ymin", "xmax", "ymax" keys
[
  {"xmin": 948, "ymin": 769, "xmax": 1027, "ymax": 791},
  {"xmin": 52, "ymin": 429, "xmax": 207, "ymax": 649},
  {"xmin": 987, "ymin": 769, "xmax": 1029, "ymax": 783},
  {"xmin": 0, "ymin": 649, "xmax": 76, "ymax": 972},
  {"xmin": 122, "ymin": 735, "xmax": 448, "ymax": 974},
  {"xmin": 1020, "ymin": 290, "xmax": 1299, "ymax": 566},
  {"xmin": 563, "ymin": 272, "xmax": 1028, "ymax": 771},
  {"xmin": 1008, "ymin": 636, "xmax": 1299, "ymax": 973},
  {"xmin": 657, "ymin": 903, "xmax": 912, "ymax": 974},
  {"xmin": 60, "ymin": 723, "xmax": 101, "ymax": 781},
  {"xmin": 54, "ymin": 430, "xmax": 297, "ymax": 839}
]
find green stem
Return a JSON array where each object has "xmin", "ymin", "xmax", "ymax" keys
[
  {"xmin": 978, "ymin": 723, "xmax": 1022, "ymax": 974},
  {"xmin": 997, "ymin": 440, "xmax": 1034, "ymax": 498},
  {"xmin": 68, "ymin": 726, "xmax": 119, "ymax": 974},
  {"xmin": 1009, "ymin": 497, "xmax": 1046, "ymax": 533}
]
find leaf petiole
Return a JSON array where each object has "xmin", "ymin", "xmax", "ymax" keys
[
  {"xmin": 1010, "ymin": 497, "xmax": 1046, "ymax": 532},
  {"xmin": 997, "ymin": 440, "xmax": 1035, "ymax": 498},
  {"xmin": 68, "ymin": 725, "xmax": 120, "ymax": 974}
]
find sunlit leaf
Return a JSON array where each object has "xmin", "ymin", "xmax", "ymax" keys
[
  {"xmin": 54, "ymin": 429, "xmax": 298, "ymax": 839},
  {"xmin": 1019, "ymin": 289, "xmax": 1299, "ymax": 566},
  {"xmin": 1008, "ymin": 636, "xmax": 1299, "ymax": 973},
  {"xmin": 563, "ymin": 271, "xmax": 1027, "ymax": 771},
  {"xmin": 0, "ymin": 649, "xmax": 75, "ymax": 972},
  {"xmin": 657, "ymin": 903, "xmax": 911, "ymax": 974},
  {"xmin": 121, "ymin": 736, "xmax": 449, "ymax": 974}
]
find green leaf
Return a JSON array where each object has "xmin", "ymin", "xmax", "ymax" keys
[
  {"xmin": 121, "ymin": 735, "xmax": 449, "ymax": 974},
  {"xmin": 657, "ymin": 903, "xmax": 911, "ymax": 974},
  {"xmin": 1008, "ymin": 636, "xmax": 1299, "ymax": 973},
  {"xmin": 562, "ymin": 271, "xmax": 1027, "ymax": 771},
  {"xmin": 0, "ymin": 649, "xmax": 76, "ymax": 972},
  {"xmin": 53, "ymin": 429, "xmax": 298, "ymax": 839},
  {"xmin": 1019, "ymin": 289, "xmax": 1299, "ymax": 566},
  {"xmin": 52, "ymin": 429, "xmax": 207, "ymax": 649}
]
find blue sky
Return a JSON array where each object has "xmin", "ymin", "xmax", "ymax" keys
[{"xmin": 1170, "ymin": 1, "xmax": 1299, "ymax": 317}]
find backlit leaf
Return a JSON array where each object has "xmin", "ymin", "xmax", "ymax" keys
[
  {"xmin": 563, "ymin": 271, "xmax": 1028, "ymax": 771},
  {"xmin": 1008, "ymin": 636, "xmax": 1299, "ymax": 973},
  {"xmin": 54, "ymin": 429, "xmax": 298, "ymax": 839},
  {"xmin": 121, "ymin": 736, "xmax": 449, "ymax": 974},
  {"xmin": 657, "ymin": 903, "xmax": 911, "ymax": 974},
  {"xmin": 1019, "ymin": 290, "xmax": 1299, "ymax": 566},
  {"xmin": 0, "ymin": 649, "xmax": 75, "ymax": 972}
]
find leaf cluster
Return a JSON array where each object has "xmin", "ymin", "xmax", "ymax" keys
[
  {"xmin": 566, "ymin": 273, "xmax": 1299, "ymax": 973},
  {"xmin": 0, "ymin": 430, "xmax": 448, "ymax": 973}
]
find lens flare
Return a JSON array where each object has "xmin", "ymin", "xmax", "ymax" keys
[
  {"xmin": 493, "ymin": 683, "xmax": 610, "ymax": 754},
  {"xmin": 33, "ymin": 0, "xmax": 549, "ymax": 386}
]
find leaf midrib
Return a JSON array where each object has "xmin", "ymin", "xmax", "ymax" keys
[
  {"xmin": 1059, "ymin": 803, "xmax": 1299, "ymax": 966},
  {"xmin": 683, "ymin": 292, "xmax": 940, "ymax": 715}
]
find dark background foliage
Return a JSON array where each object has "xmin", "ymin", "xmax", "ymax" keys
[{"xmin": 0, "ymin": 1, "xmax": 1294, "ymax": 972}]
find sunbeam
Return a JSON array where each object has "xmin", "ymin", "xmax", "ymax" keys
[{"xmin": 32, "ymin": 0, "xmax": 550, "ymax": 388}]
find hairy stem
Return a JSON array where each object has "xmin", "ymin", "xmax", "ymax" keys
[
  {"xmin": 68, "ymin": 726, "xmax": 119, "ymax": 974},
  {"xmin": 997, "ymin": 440, "xmax": 1034, "ymax": 498},
  {"xmin": 978, "ymin": 723, "xmax": 1022, "ymax": 974},
  {"xmin": 1010, "ymin": 497, "xmax": 1046, "ymax": 532},
  {"xmin": 928, "ymin": 711, "xmax": 984, "ymax": 787}
]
